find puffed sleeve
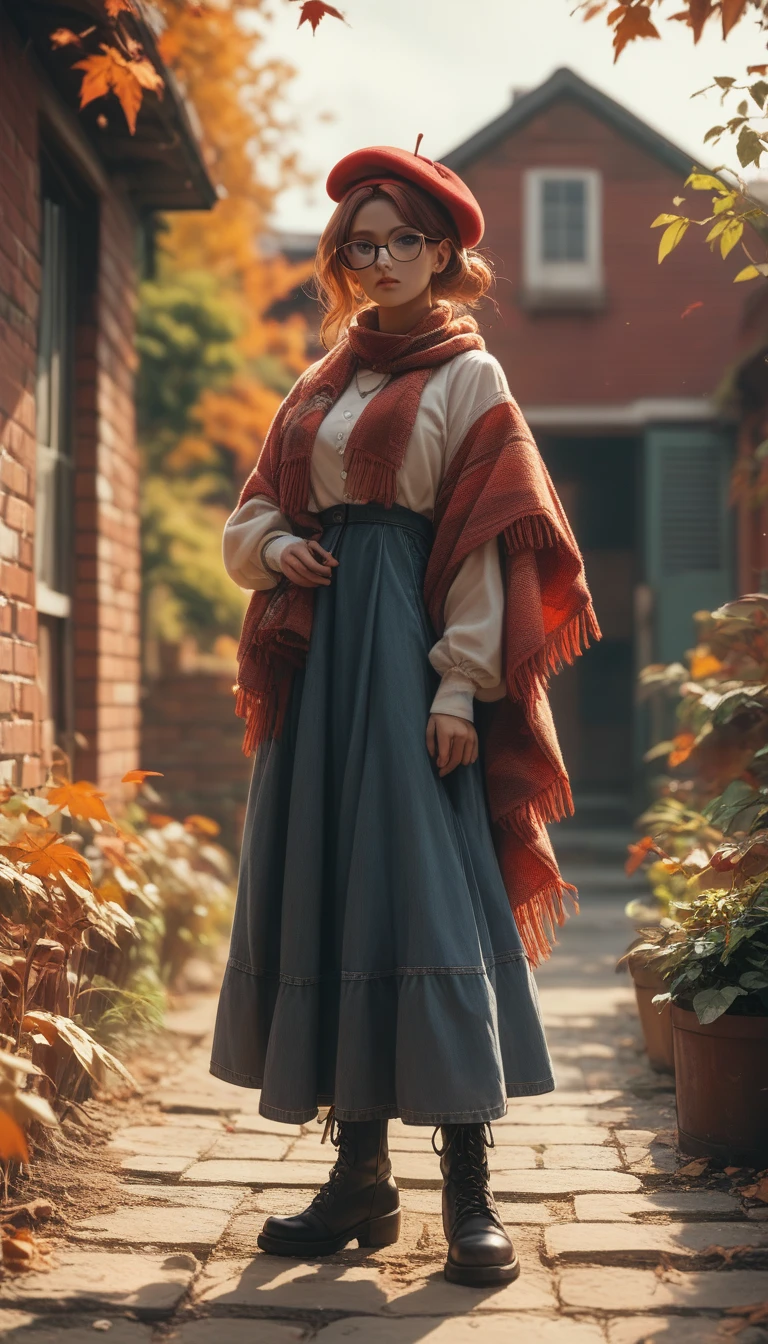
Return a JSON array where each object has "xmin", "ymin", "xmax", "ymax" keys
[
  {"xmin": 427, "ymin": 351, "xmax": 511, "ymax": 722},
  {"xmin": 222, "ymin": 496, "xmax": 294, "ymax": 591},
  {"xmin": 428, "ymin": 537, "xmax": 505, "ymax": 721}
]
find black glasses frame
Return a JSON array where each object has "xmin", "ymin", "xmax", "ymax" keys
[{"xmin": 335, "ymin": 228, "xmax": 445, "ymax": 271}]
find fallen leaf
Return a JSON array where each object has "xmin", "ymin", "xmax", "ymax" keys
[
  {"xmin": 678, "ymin": 1157, "xmax": 710, "ymax": 1177},
  {"xmin": 725, "ymin": 1166, "xmax": 742, "ymax": 1176},
  {"xmin": 741, "ymin": 1176, "xmax": 768, "ymax": 1202}
]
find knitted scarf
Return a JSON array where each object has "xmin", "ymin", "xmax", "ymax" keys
[{"xmin": 233, "ymin": 300, "xmax": 600, "ymax": 965}]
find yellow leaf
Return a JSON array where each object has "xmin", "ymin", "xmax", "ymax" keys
[
  {"xmin": 706, "ymin": 218, "xmax": 729, "ymax": 243},
  {"xmin": 658, "ymin": 218, "xmax": 689, "ymax": 262},
  {"xmin": 713, "ymin": 192, "xmax": 738, "ymax": 215},
  {"xmin": 734, "ymin": 264, "xmax": 760, "ymax": 281},
  {"xmin": 685, "ymin": 170, "xmax": 730, "ymax": 194},
  {"xmin": 720, "ymin": 218, "xmax": 744, "ymax": 258},
  {"xmin": 689, "ymin": 651, "xmax": 724, "ymax": 679},
  {"xmin": 651, "ymin": 213, "xmax": 682, "ymax": 228}
]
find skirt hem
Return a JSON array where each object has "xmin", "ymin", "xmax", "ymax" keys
[{"xmin": 208, "ymin": 1062, "xmax": 556, "ymax": 1125}]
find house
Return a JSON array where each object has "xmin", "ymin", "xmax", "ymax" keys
[
  {"xmin": 440, "ymin": 67, "xmax": 743, "ymax": 820},
  {"xmin": 0, "ymin": 0, "xmax": 214, "ymax": 791}
]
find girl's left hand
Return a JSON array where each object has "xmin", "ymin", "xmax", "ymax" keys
[{"xmin": 426, "ymin": 714, "xmax": 479, "ymax": 777}]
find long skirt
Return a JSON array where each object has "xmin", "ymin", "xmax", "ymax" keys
[{"xmin": 210, "ymin": 501, "xmax": 554, "ymax": 1124}]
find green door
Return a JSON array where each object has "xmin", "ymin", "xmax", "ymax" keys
[{"xmin": 644, "ymin": 425, "xmax": 735, "ymax": 666}]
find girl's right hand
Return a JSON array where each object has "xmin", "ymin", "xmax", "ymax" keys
[{"xmin": 280, "ymin": 539, "xmax": 339, "ymax": 587}]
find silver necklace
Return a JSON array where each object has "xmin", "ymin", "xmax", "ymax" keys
[{"xmin": 355, "ymin": 367, "xmax": 389, "ymax": 398}]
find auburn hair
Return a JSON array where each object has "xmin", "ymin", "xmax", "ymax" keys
[{"xmin": 312, "ymin": 180, "xmax": 495, "ymax": 350}]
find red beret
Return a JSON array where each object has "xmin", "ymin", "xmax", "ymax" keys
[{"xmin": 326, "ymin": 144, "xmax": 484, "ymax": 249}]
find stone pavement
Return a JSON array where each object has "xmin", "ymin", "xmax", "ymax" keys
[{"xmin": 2, "ymin": 861, "xmax": 768, "ymax": 1342}]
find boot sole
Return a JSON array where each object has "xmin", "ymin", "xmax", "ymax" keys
[
  {"xmin": 444, "ymin": 1251, "xmax": 521, "ymax": 1287},
  {"xmin": 257, "ymin": 1207, "xmax": 401, "ymax": 1258}
]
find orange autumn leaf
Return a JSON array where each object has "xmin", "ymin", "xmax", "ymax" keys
[
  {"xmin": 689, "ymin": 651, "xmax": 724, "ymax": 679},
  {"xmin": 184, "ymin": 814, "xmax": 220, "ymax": 837},
  {"xmin": 50, "ymin": 28, "xmax": 82, "ymax": 48},
  {"xmin": 104, "ymin": 0, "xmax": 135, "ymax": 14},
  {"xmin": 625, "ymin": 835, "xmax": 658, "ymax": 875},
  {"xmin": 0, "ymin": 831, "xmax": 92, "ymax": 891},
  {"xmin": 45, "ymin": 780, "xmax": 112, "ymax": 826},
  {"xmin": 687, "ymin": 0, "xmax": 717, "ymax": 41},
  {"xmin": 669, "ymin": 732, "xmax": 696, "ymax": 767},
  {"xmin": 147, "ymin": 814, "xmax": 175, "ymax": 829},
  {"xmin": 741, "ymin": 1175, "xmax": 768, "ymax": 1202},
  {"xmin": 73, "ymin": 46, "xmax": 162, "ymax": 135},
  {"xmin": 294, "ymin": 0, "xmax": 347, "ymax": 34},
  {"xmin": 721, "ymin": 0, "xmax": 749, "ymax": 37},
  {"xmin": 610, "ymin": 3, "xmax": 661, "ymax": 60},
  {"xmin": 0, "ymin": 1111, "xmax": 29, "ymax": 1164},
  {"xmin": 748, "ymin": 64, "xmax": 768, "ymax": 75},
  {"xmin": 122, "ymin": 770, "xmax": 164, "ymax": 785}
]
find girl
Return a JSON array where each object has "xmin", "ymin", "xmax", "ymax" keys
[{"xmin": 210, "ymin": 141, "xmax": 599, "ymax": 1287}]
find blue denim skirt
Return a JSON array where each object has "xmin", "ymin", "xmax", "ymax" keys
[{"xmin": 210, "ymin": 502, "xmax": 554, "ymax": 1124}]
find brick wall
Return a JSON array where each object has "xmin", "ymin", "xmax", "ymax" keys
[
  {"xmin": 0, "ymin": 13, "xmax": 142, "ymax": 791},
  {"xmin": 0, "ymin": 18, "xmax": 43, "ymax": 788},
  {"xmin": 461, "ymin": 98, "xmax": 747, "ymax": 406},
  {"xmin": 141, "ymin": 654, "xmax": 252, "ymax": 850}
]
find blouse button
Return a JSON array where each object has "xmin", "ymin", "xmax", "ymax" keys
[
  {"xmin": 340, "ymin": 470, "xmax": 348, "ymax": 480},
  {"xmin": 336, "ymin": 432, "xmax": 344, "ymax": 441},
  {"xmin": 343, "ymin": 410, "xmax": 353, "ymax": 419}
]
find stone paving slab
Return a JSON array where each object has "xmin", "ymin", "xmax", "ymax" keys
[
  {"xmin": 222, "ymin": 1115, "xmax": 302, "ymax": 1137},
  {"xmin": 498, "ymin": 1169, "xmax": 641, "ymax": 1195},
  {"xmin": 109, "ymin": 1125, "xmax": 219, "ymax": 1159},
  {"xmin": 607, "ymin": 1316, "xmax": 765, "ymax": 1343},
  {"xmin": 121, "ymin": 1155, "xmax": 192, "ymax": 1178},
  {"xmin": 546, "ymin": 1221, "xmax": 768, "ymax": 1261},
  {"xmin": 175, "ymin": 1323, "xmax": 307, "ymax": 1343},
  {"xmin": 71, "ymin": 1202, "xmax": 236, "ymax": 1251},
  {"xmin": 495, "ymin": 1106, "xmax": 627, "ymax": 1126},
  {"xmin": 559, "ymin": 1265, "xmax": 768, "ymax": 1311},
  {"xmin": 0, "ymin": 1250, "xmax": 199, "ymax": 1317},
  {"xmin": 573, "ymin": 1192, "xmax": 743, "ymax": 1222},
  {"xmin": 203, "ymin": 1134, "xmax": 293, "ymax": 1161},
  {"xmin": 182, "ymin": 1159, "xmax": 329, "ymax": 1187},
  {"xmin": 0, "ymin": 1317, "xmax": 153, "ymax": 1344},
  {"xmin": 313, "ymin": 1315, "xmax": 606, "ymax": 1342},
  {"xmin": 540, "ymin": 1145, "xmax": 621, "ymax": 1170},
  {"xmin": 116, "ymin": 1183, "xmax": 245, "ymax": 1211},
  {"xmin": 194, "ymin": 1253, "xmax": 557, "ymax": 1313}
]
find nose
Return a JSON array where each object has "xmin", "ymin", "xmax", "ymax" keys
[{"xmin": 373, "ymin": 244, "xmax": 393, "ymax": 269}]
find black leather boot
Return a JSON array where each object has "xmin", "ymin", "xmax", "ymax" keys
[
  {"xmin": 433, "ymin": 1122, "xmax": 520, "ymax": 1286},
  {"xmin": 257, "ymin": 1108, "xmax": 401, "ymax": 1257}
]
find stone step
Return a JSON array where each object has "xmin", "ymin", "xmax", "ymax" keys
[{"xmin": 546, "ymin": 1221, "xmax": 768, "ymax": 1264}]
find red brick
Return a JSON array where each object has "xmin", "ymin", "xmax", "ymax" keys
[
  {"xmin": 14, "ymin": 603, "xmax": 35, "ymax": 642},
  {"xmin": 13, "ymin": 642, "xmax": 35, "ymax": 677}
]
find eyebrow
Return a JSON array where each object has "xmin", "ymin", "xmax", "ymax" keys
[{"xmin": 347, "ymin": 225, "xmax": 411, "ymax": 241}]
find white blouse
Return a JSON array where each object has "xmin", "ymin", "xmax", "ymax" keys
[{"xmin": 222, "ymin": 348, "xmax": 511, "ymax": 722}]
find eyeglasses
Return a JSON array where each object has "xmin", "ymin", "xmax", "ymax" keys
[{"xmin": 335, "ymin": 228, "xmax": 444, "ymax": 271}]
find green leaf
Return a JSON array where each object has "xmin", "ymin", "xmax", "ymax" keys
[
  {"xmin": 735, "ymin": 264, "xmax": 761, "ymax": 281},
  {"xmin": 692, "ymin": 985, "xmax": 747, "ymax": 1025},
  {"xmin": 740, "ymin": 969, "xmax": 768, "ymax": 989},
  {"xmin": 658, "ymin": 218, "xmax": 690, "ymax": 263},
  {"xmin": 703, "ymin": 780, "xmax": 759, "ymax": 832}
]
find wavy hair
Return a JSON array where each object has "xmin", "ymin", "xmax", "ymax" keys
[{"xmin": 311, "ymin": 179, "xmax": 495, "ymax": 350}]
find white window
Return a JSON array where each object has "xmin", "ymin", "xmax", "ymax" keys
[{"xmin": 523, "ymin": 168, "xmax": 603, "ymax": 300}]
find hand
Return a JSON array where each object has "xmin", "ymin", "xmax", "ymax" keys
[
  {"xmin": 426, "ymin": 713, "xmax": 479, "ymax": 777},
  {"xmin": 280, "ymin": 539, "xmax": 339, "ymax": 588}
]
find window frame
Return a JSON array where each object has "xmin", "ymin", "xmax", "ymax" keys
[{"xmin": 523, "ymin": 167, "xmax": 603, "ymax": 298}]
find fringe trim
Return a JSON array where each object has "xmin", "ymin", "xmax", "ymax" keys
[
  {"xmin": 504, "ymin": 513, "xmax": 558, "ymax": 551},
  {"xmin": 344, "ymin": 454, "xmax": 398, "ymax": 508},
  {"xmin": 512, "ymin": 879, "xmax": 580, "ymax": 967},
  {"xmin": 509, "ymin": 605, "xmax": 601, "ymax": 708},
  {"xmin": 235, "ymin": 676, "xmax": 293, "ymax": 756},
  {"xmin": 277, "ymin": 456, "xmax": 312, "ymax": 519},
  {"xmin": 498, "ymin": 772, "xmax": 575, "ymax": 842}
]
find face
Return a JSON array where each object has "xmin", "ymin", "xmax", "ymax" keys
[{"xmin": 342, "ymin": 196, "xmax": 452, "ymax": 310}]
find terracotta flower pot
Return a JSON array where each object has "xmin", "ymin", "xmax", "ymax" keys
[
  {"xmin": 628, "ymin": 955, "xmax": 675, "ymax": 1074},
  {"xmin": 672, "ymin": 1004, "xmax": 768, "ymax": 1166}
]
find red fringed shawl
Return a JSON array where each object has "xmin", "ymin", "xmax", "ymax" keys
[{"xmin": 233, "ymin": 302, "xmax": 601, "ymax": 965}]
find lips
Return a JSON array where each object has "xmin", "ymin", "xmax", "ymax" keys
[{"xmin": 376, "ymin": 278, "xmax": 399, "ymax": 288}]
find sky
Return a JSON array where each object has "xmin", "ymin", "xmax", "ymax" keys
[{"xmin": 252, "ymin": 0, "xmax": 768, "ymax": 236}]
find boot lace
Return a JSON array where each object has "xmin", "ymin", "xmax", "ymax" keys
[
  {"xmin": 432, "ymin": 1123, "xmax": 499, "ymax": 1226},
  {"xmin": 309, "ymin": 1106, "xmax": 353, "ymax": 1214}
]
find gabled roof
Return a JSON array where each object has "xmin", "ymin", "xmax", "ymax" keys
[{"xmin": 442, "ymin": 66, "xmax": 698, "ymax": 179}]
